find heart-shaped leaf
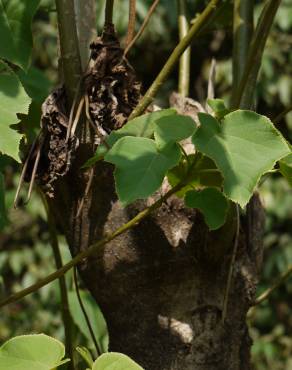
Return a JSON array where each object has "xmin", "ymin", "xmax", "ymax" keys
[
  {"xmin": 92, "ymin": 353, "xmax": 143, "ymax": 370},
  {"xmin": 105, "ymin": 136, "xmax": 181, "ymax": 205},
  {"xmin": 192, "ymin": 111, "xmax": 290, "ymax": 207},
  {"xmin": 0, "ymin": 334, "xmax": 68, "ymax": 370},
  {"xmin": 185, "ymin": 188, "xmax": 228, "ymax": 230}
]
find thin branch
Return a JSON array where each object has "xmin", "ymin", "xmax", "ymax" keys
[
  {"xmin": 124, "ymin": 0, "xmax": 160, "ymax": 56},
  {"xmin": 55, "ymin": 0, "xmax": 82, "ymax": 105},
  {"xmin": 42, "ymin": 194, "xmax": 74, "ymax": 369},
  {"xmin": 126, "ymin": 0, "xmax": 136, "ymax": 48},
  {"xmin": 254, "ymin": 265, "xmax": 292, "ymax": 306},
  {"xmin": 128, "ymin": 0, "xmax": 223, "ymax": 119},
  {"xmin": 0, "ymin": 182, "xmax": 185, "ymax": 308},
  {"xmin": 232, "ymin": 0, "xmax": 281, "ymax": 109},
  {"xmin": 222, "ymin": 205, "xmax": 240, "ymax": 323},
  {"xmin": 105, "ymin": 0, "xmax": 114, "ymax": 25},
  {"xmin": 273, "ymin": 104, "xmax": 292, "ymax": 124},
  {"xmin": 73, "ymin": 267, "xmax": 101, "ymax": 356},
  {"xmin": 177, "ymin": 0, "xmax": 190, "ymax": 97}
]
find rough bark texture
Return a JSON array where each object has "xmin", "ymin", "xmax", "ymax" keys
[{"xmin": 33, "ymin": 28, "xmax": 265, "ymax": 369}]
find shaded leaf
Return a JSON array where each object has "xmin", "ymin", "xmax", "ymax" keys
[
  {"xmin": 0, "ymin": 0, "xmax": 41, "ymax": 70},
  {"xmin": 185, "ymin": 188, "xmax": 228, "ymax": 230},
  {"xmin": 192, "ymin": 111, "xmax": 290, "ymax": 207},
  {"xmin": 17, "ymin": 66, "xmax": 52, "ymax": 102},
  {"xmin": 153, "ymin": 114, "xmax": 196, "ymax": 149},
  {"xmin": 0, "ymin": 63, "xmax": 31, "ymax": 160},
  {"xmin": 92, "ymin": 352, "xmax": 143, "ymax": 370},
  {"xmin": 105, "ymin": 137, "xmax": 181, "ymax": 205},
  {"xmin": 167, "ymin": 153, "xmax": 223, "ymax": 198},
  {"xmin": 0, "ymin": 334, "xmax": 68, "ymax": 370},
  {"xmin": 76, "ymin": 346, "xmax": 94, "ymax": 368},
  {"xmin": 68, "ymin": 290, "xmax": 109, "ymax": 353}
]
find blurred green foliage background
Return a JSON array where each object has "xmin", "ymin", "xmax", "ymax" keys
[{"xmin": 0, "ymin": 1, "xmax": 291, "ymax": 369}]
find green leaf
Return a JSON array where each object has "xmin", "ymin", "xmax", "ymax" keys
[
  {"xmin": 83, "ymin": 109, "xmax": 176, "ymax": 168},
  {"xmin": 0, "ymin": 172, "xmax": 8, "ymax": 230},
  {"xmin": 0, "ymin": 0, "xmax": 41, "ymax": 70},
  {"xmin": 192, "ymin": 111, "xmax": 290, "ymax": 207},
  {"xmin": 68, "ymin": 290, "xmax": 109, "ymax": 353},
  {"xmin": 185, "ymin": 188, "xmax": 228, "ymax": 230},
  {"xmin": 105, "ymin": 137, "xmax": 181, "ymax": 205},
  {"xmin": 92, "ymin": 353, "xmax": 143, "ymax": 370},
  {"xmin": 207, "ymin": 98, "xmax": 230, "ymax": 119},
  {"xmin": 279, "ymin": 153, "xmax": 292, "ymax": 186},
  {"xmin": 153, "ymin": 115, "xmax": 196, "ymax": 149},
  {"xmin": 0, "ymin": 334, "xmax": 68, "ymax": 370},
  {"xmin": 167, "ymin": 153, "xmax": 223, "ymax": 198},
  {"xmin": 0, "ymin": 63, "xmax": 31, "ymax": 160}
]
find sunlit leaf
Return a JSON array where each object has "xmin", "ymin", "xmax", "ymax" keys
[
  {"xmin": 192, "ymin": 111, "xmax": 290, "ymax": 207},
  {"xmin": 92, "ymin": 352, "xmax": 143, "ymax": 370},
  {"xmin": 0, "ymin": 334, "xmax": 68, "ymax": 370}
]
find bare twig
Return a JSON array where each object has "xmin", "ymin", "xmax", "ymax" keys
[
  {"xmin": 126, "ymin": 0, "xmax": 136, "ymax": 48},
  {"xmin": 70, "ymin": 96, "xmax": 85, "ymax": 138},
  {"xmin": 124, "ymin": 0, "xmax": 160, "ymax": 56}
]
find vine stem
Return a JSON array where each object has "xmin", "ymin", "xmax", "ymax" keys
[
  {"xmin": 273, "ymin": 104, "xmax": 292, "ymax": 124},
  {"xmin": 41, "ymin": 194, "xmax": 74, "ymax": 369},
  {"xmin": 73, "ymin": 267, "xmax": 101, "ymax": 356},
  {"xmin": 105, "ymin": 0, "xmax": 114, "ymax": 25},
  {"xmin": 124, "ymin": 0, "xmax": 160, "ymax": 56},
  {"xmin": 254, "ymin": 265, "xmax": 292, "ymax": 306},
  {"xmin": 128, "ymin": 0, "xmax": 223, "ymax": 119},
  {"xmin": 177, "ymin": 0, "xmax": 190, "ymax": 97},
  {"xmin": 222, "ymin": 205, "xmax": 240, "ymax": 323},
  {"xmin": 0, "ymin": 182, "xmax": 185, "ymax": 308}
]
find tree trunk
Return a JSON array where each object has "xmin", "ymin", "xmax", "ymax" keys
[{"xmin": 45, "ymin": 11, "xmax": 265, "ymax": 369}]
